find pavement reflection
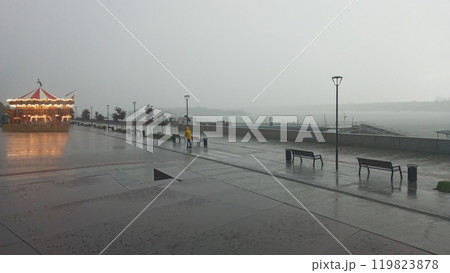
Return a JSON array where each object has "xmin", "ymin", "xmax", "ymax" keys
[{"xmin": 6, "ymin": 132, "xmax": 68, "ymax": 158}]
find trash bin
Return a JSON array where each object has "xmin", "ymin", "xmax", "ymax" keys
[
  {"xmin": 285, "ymin": 148, "xmax": 292, "ymax": 161},
  {"xmin": 407, "ymin": 164, "xmax": 419, "ymax": 183},
  {"xmin": 203, "ymin": 138, "xmax": 208, "ymax": 147}
]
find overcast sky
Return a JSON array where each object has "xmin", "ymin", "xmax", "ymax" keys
[{"xmin": 1, "ymin": 0, "xmax": 449, "ymax": 114}]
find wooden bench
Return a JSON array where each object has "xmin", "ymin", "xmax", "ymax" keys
[
  {"xmin": 192, "ymin": 136, "xmax": 207, "ymax": 146},
  {"xmin": 357, "ymin": 157, "xmax": 403, "ymax": 181},
  {"xmin": 172, "ymin": 134, "xmax": 184, "ymax": 143},
  {"xmin": 291, "ymin": 149, "xmax": 323, "ymax": 168}
]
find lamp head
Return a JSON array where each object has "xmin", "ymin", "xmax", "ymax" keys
[
  {"xmin": 184, "ymin": 94, "xmax": 190, "ymax": 100},
  {"xmin": 332, "ymin": 76, "xmax": 343, "ymax": 86}
]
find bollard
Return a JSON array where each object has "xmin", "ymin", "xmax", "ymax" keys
[
  {"xmin": 285, "ymin": 148, "xmax": 292, "ymax": 161},
  {"xmin": 407, "ymin": 164, "xmax": 419, "ymax": 183}
]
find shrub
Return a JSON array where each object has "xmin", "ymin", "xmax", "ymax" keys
[
  {"xmin": 153, "ymin": 132, "xmax": 164, "ymax": 139},
  {"xmin": 435, "ymin": 181, "xmax": 450, "ymax": 193}
]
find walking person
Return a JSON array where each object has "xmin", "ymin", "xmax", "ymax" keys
[{"xmin": 185, "ymin": 126, "xmax": 192, "ymax": 149}]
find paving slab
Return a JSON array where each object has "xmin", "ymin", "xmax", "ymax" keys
[
  {"xmin": 0, "ymin": 224, "xmax": 22, "ymax": 247},
  {"xmin": 0, "ymin": 174, "xmax": 127, "ymax": 216},
  {"xmin": 0, "ymin": 242, "xmax": 39, "ymax": 255}
]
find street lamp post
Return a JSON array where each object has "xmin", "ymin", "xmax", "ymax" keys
[
  {"xmin": 332, "ymin": 76, "xmax": 343, "ymax": 171},
  {"xmin": 184, "ymin": 95, "xmax": 190, "ymax": 126},
  {"xmin": 90, "ymin": 106, "xmax": 93, "ymax": 126},
  {"xmin": 133, "ymin": 102, "xmax": 136, "ymax": 135},
  {"xmin": 106, "ymin": 105, "xmax": 109, "ymax": 131}
]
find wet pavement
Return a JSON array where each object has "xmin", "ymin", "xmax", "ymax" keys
[{"xmin": 0, "ymin": 126, "xmax": 449, "ymax": 254}]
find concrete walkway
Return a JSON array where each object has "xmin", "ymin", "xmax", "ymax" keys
[
  {"xmin": 158, "ymin": 134, "xmax": 450, "ymax": 254},
  {"xmin": 0, "ymin": 126, "xmax": 448, "ymax": 254}
]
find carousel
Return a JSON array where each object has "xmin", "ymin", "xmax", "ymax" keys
[{"xmin": 3, "ymin": 81, "xmax": 74, "ymax": 132}]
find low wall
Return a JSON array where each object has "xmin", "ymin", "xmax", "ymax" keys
[
  {"xmin": 321, "ymin": 133, "xmax": 450, "ymax": 155},
  {"xmin": 185, "ymin": 124, "xmax": 450, "ymax": 155}
]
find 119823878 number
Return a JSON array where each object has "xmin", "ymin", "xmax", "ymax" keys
[{"xmin": 372, "ymin": 259, "xmax": 438, "ymax": 270}]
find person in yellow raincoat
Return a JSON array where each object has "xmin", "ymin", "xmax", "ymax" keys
[{"xmin": 185, "ymin": 126, "xmax": 192, "ymax": 149}]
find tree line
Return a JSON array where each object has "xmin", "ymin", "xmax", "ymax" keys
[{"xmin": 79, "ymin": 107, "xmax": 127, "ymax": 121}]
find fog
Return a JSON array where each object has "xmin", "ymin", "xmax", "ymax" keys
[{"xmin": 1, "ymin": 0, "xmax": 450, "ymax": 114}]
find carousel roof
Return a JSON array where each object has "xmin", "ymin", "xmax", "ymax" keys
[
  {"xmin": 18, "ymin": 87, "xmax": 58, "ymax": 100},
  {"xmin": 7, "ymin": 86, "xmax": 75, "ymax": 109}
]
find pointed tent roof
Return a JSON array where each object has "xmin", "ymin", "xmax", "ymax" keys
[
  {"xmin": 7, "ymin": 86, "xmax": 74, "ymax": 108},
  {"xmin": 18, "ymin": 87, "xmax": 58, "ymax": 100}
]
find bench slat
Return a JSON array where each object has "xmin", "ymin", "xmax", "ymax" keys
[
  {"xmin": 357, "ymin": 157, "xmax": 403, "ymax": 182},
  {"xmin": 290, "ymin": 149, "xmax": 323, "ymax": 168},
  {"xmin": 358, "ymin": 157, "xmax": 393, "ymax": 169},
  {"xmin": 292, "ymin": 150, "xmax": 315, "ymax": 157}
]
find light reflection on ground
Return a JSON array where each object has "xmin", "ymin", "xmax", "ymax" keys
[{"xmin": 5, "ymin": 132, "xmax": 68, "ymax": 158}]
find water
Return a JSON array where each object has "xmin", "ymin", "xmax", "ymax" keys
[
  {"xmin": 321, "ymin": 111, "xmax": 450, "ymax": 138},
  {"xmin": 247, "ymin": 110, "xmax": 450, "ymax": 139}
]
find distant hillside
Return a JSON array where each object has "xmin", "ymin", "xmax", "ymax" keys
[
  {"xmin": 249, "ymin": 100, "xmax": 450, "ymax": 115},
  {"xmin": 164, "ymin": 106, "xmax": 248, "ymax": 117},
  {"xmin": 340, "ymin": 100, "xmax": 450, "ymax": 112}
]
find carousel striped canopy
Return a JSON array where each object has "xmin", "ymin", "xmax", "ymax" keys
[{"xmin": 18, "ymin": 88, "xmax": 58, "ymax": 100}]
